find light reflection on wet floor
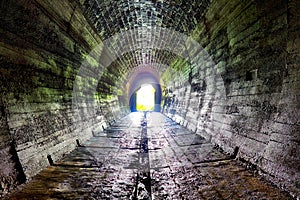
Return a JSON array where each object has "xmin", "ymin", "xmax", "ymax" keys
[{"xmin": 7, "ymin": 112, "xmax": 293, "ymax": 200}]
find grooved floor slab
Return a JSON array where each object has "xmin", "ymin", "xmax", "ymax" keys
[{"xmin": 7, "ymin": 113, "xmax": 293, "ymax": 200}]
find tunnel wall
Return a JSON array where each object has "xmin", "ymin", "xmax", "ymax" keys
[
  {"xmin": 0, "ymin": 0, "xmax": 127, "ymax": 196},
  {"xmin": 164, "ymin": 0, "xmax": 299, "ymax": 196},
  {"xmin": 0, "ymin": 0, "xmax": 298, "ymax": 198}
]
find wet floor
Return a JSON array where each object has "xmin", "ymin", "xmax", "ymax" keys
[{"xmin": 7, "ymin": 112, "xmax": 293, "ymax": 199}]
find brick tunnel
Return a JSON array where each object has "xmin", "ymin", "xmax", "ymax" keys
[{"xmin": 0, "ymin": 0, "xmax": 299, "ymax": 199}]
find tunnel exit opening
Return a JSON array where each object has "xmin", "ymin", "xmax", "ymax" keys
[
  {"xmin": 128, "ymin": 71, "xmax": 162, "ymax": 112},
  {"xmin": 129, "ymin": 83, "xmax": 162, "ymax": 112},
  {"xmin": 136, "ymin": 84, "xmax": 155, "ymax": 111}
]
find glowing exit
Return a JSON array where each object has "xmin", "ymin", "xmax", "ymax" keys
[{"xmin": 136, "ymin": 84, "xmax": 155, "ymax": 111}]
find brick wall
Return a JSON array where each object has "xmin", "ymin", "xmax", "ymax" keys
[
  {"xmin": 0, "ymin": 0, "xmax": 127, "ymax": 196},
  {"xmin": 163, "ymin": 0, "xmax": 299, "ymax": 196}
]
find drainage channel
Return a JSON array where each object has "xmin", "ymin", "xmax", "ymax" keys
[{"xmin": 133, "ymin": 112, "xmax": 152, "ymax": 200}]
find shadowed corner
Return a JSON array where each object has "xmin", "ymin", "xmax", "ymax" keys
[{"xmin": 10, "ymin": 140, "xmax": 26, "ymax": 184}]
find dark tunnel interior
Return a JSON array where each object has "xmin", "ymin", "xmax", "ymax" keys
[{"xmin": 0, "ymin": 0, "xmax": 299, "ymax": 199}]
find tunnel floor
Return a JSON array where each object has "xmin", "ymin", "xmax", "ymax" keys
[{"xmin": 7, "ymin": 112, "xmax": 292, "ymax": 200}]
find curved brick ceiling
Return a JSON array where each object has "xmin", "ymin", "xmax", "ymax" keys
[
  {"xmin": 81, "ymin": 0, "xmax": 211, "ymax": 95},
  {"xmin": 83, "ymin": 0, "xmax": 210, "ymax": 39},
  {"xmin": 97, "ymin": 50, "xmax": 189, "ymax": 95}
]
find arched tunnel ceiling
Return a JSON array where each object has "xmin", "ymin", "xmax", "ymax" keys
[
  {"xmin": 83, "ymin": 0, "xmax": 211, "ymax": 39},
  {"xmin": 97, "ymin": 49, "xmax": 191, "ymax": 95},
  {"xmin": 80, "ymin": 0, "xmax": 211, "ymax": 95}
]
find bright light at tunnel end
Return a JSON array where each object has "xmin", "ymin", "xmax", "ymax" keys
[{"xmin": 136, "ymin": 84, "xmax": 155, "ymax": 111}]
